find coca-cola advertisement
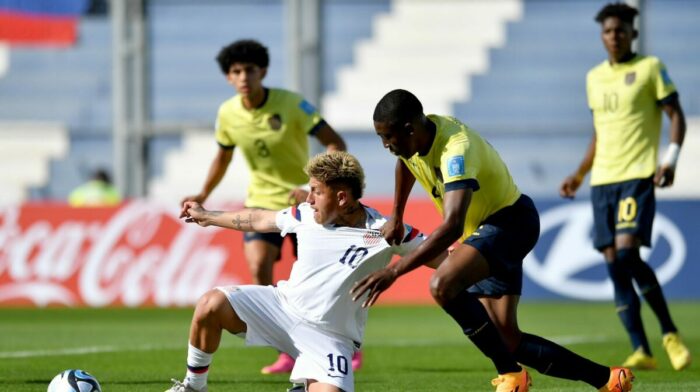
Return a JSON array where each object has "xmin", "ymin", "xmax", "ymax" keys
[
  {"xmin": 5, "ymin": 199, "xmax": 696, "ymax": 307},
  {"xmin": 0, "ymin": 200, "xmax": 440, "ymax": 307}
]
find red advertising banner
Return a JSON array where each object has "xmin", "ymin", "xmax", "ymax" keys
[{"xmin": 0, "ymin": 199, "xmax": 441, "ymax": 307}]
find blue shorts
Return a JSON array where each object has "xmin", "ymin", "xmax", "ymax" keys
[
  {"xmin": 590, "ymin": 176, "xmax": 655, "ymax": 250},
  {"xmin": 465, "ymin": 194, "xmax": 540, "ymax": 297},
  {"xmin": 243, "ymin": 232, "xmax": 298, "ymax": 259}
]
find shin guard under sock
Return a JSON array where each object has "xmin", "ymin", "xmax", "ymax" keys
[
  {"xmin": 623, "ymin": 248, "xmax": 678, "ymax": 334},
  {"xmin": 514, "ymin": 333, "xmax": 609, "ymax": 388},
  {"xmin": 441, "ymin": 290, "xmax": 520, "ymax": 374},
  {"xmin": 608, "ymin": 253, "xmax": 651, "ymax": 354}
]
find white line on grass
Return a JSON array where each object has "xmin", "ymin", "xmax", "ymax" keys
[
  {"xmin": 0, "ymin": 344, "xmax": 178, "ymax": 358},
  {"xmin": 0, "ymin": 335, "xmax": 611, "ymax": 358}
]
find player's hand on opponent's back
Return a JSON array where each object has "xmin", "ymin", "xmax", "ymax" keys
[
  {"xmin": 180, "ymin": 201, "xmax": 210, "ymax": 227},
  {"xmin": 559, "ymin": 174, "xmax": 583, "ymax": 199},
  {"xmin": 654, "ymin": 164, "xmax": 675, "ymax": 188},
  {"xmin": 381, "ymin": 216, "xmax": 404, "ymax": 245},
  {"xmin": 351, "ymin": 267, "xmax": 399, "ymax": 308}
]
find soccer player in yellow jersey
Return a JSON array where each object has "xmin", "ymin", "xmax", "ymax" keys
[
  {"xmin": 560, "ymin": 3, "xmax": 690, "ymax": 372},
  {"xmin": 353, "ymin": 89, "xmax": 633, "ymax": 392},
  {"xmin": 182, "ymin": 39, "xmax": 350, "ymax": 375}
]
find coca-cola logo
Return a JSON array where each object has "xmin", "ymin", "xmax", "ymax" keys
[
  {"xmin": 524, "ymin": 202, "xmax": 686, "ymax": 300},
  {"xmin": 0, "ymin": 202, "xmax": 240, "ymax": 307}
]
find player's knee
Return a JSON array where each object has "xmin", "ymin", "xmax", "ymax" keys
[
  {"xmin": 194, "ymin": 289, "xmax": 226, "ymax": 324},
  {"xmin": 429, "ymin": 275, "xmax": 459, "ymax": 305}
]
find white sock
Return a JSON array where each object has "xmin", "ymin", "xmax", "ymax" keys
[{"xmin": 185, "ymin": 343, "xmax": 213, "ymax": 390}]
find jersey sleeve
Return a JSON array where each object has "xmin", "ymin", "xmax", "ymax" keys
[
  {"xmin": 275, "ymin": 204, "xmax": 303, "ymax": 235},
  {"xmin": 440, "ymin": 137, "xmax": 480, "ymax": 191},
  {"xmin": 651, "ymin": 58, "xmax": 677, "ymax": 102},
  {"xmin": 291, "ymin": 93, "xmax": 323, "ymax": 135},
  {"xmin": 214, "ymin": 107, "xmax": 236, "ymax": 149},
  {"xmin": 394, "ymin": 223, "xmax": 426, "ymax": 256}
]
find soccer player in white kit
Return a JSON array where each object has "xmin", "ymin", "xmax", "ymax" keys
[{"xmin": 167, "ymin": 151, "xmax": 436, "ymax": 392}]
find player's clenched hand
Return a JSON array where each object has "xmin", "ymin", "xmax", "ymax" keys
[
  {"xmin": 559, "ymin": 174, "xmax": 582, "ymax": 199},
  {"xmin": 654, "ymin": 164, "xmax": 675, "ymax": 188},
  {"xmin": 381, "ymin": 216, "xmax": 404, "ymax": 245},
  {"xmin": 180, "ymin": 201, "xmax": 210, "ymax": 226},
  {"xmin": 351, "ymin": 267, "xmax": 398, "ymax": 308}
]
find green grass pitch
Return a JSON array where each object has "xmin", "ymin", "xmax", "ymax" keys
[{"xmin": 1, "ymin": 302, "xmax": 698, "ymax": 391}]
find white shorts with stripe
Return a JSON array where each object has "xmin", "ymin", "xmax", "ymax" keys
[{"xmin": 216, "ymin": 285, "xmax": 356, "ymax": 392}]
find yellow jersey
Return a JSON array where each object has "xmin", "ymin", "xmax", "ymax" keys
[
  {"xmin": 68, "ymin": 180, "xmax": 121, "ymax": 207},
  {"xmin": 215, "ymin": 88, "xmax": 324, "ymax": 209},
  {"xmin": 401, "ymin": 115, "xmax": 521, "ymax": 240},
  {"xmin": 587, "ymin": 55, "xmax": 677, "ymax": 185}
]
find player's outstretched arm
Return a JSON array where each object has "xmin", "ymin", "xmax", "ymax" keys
[
  {"xmin": 181, "ymin": 201, "xmax": 280, "ymax": 233},
  {"xmin": 655, "ymin": 96, "xmax": 686, "ymax": 187},
  {"xmin": 560, "ymin": 131, "xmax": 596, "ymax": 199}
]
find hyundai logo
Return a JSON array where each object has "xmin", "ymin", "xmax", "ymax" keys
[{"xmin": 524, "ymin": 202, "xmax": 686, "ymax": 300}]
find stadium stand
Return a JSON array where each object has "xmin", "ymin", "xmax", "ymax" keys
[
  {"xmin": 322, "ymin": 0, "xmax": 522, "ymax": 131},
  {"xmin": 1, "ymin": 0, "xmax": 699, "ymax": 202},
  {"xmin": 150, "ymin": 0, "xmax": 392, "ymax": 202},
  {"xmin": 0, "ymin": 123, "xmax": 68, "ymax": 205}
]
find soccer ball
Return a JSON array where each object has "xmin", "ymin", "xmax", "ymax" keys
[{"xmin": 47, "ymin": 369, "xmax": 102, "ymax": 392}]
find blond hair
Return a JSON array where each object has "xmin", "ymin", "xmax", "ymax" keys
[{"xmin": 305, "ymin": 151, "xmax": 365, "ymax": 199}]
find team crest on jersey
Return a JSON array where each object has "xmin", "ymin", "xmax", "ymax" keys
[
  {"xmin": 363, "ymin": 230, "xmax": 383, "ymax": 246},
  {"xmin": 625, "ymin": 72, "xmax": 636, "ymax": 85},
  {"xmin": 268, "ymin": 114, "xmax": 282, "ymax": 130}
]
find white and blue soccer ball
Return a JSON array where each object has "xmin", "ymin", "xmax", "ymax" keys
[{"xmin": 47, "ymin": 369, "xmax": 102, "ymax": 392}]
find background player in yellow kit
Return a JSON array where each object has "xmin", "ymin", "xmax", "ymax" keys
[{"xmin": 560, "ymin": 3, "xmax": 691, "ymax": 371}]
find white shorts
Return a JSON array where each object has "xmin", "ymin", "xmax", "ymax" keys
[{"xmin": 216, "ymin": 285, "xmax": 355, "ymax": 392}]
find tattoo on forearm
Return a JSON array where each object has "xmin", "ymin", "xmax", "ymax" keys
[{"xmin": 232, "ymin": 213, "xmax": 253, "ymax": 230}]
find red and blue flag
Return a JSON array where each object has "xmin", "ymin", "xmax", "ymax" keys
[{"xmin": 0, "ymin": 0, "xmax": 90, "ymax": 46}]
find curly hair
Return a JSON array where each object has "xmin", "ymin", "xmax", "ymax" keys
[
  {"xmin": 595, "ymin": 2, "xmax": 638, "ymax": 25},
  {"xmin": 215, "ymin": 39, "xmax": 269, "ymax": 74},
  {"xmin": 305, "ymin": 151, "xmax": 365, "ymax": 199}
]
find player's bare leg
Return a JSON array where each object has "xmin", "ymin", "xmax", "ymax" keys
[
  {"xmin": 166, "ymin": 289, "xmax": 246, "ymax": 392},
  {"xmin": 244, "ymin": 239, "xmax": 280, "ymax": 285},
  {"xmin": 307, "ymin": 379, "xmax": 342, "ymax": 392}
]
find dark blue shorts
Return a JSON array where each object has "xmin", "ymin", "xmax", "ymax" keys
[
  {"xmin": 465, "ymin": 194, "xmax": 540, "ymax": 297},
  {"xmin": 243, "ymin": 232, "xmax": 298, "ymax": 259},
  {"xmin": 590, "ymin": 176, "xmax": 655, "ymax": 250}
]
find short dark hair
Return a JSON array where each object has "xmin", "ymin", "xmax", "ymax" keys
[
  {"xmin": 373, "ymin": 89, "xmax": 423, "ymax": 128},
  {"xmin": 216, "ymin": 39, "xmax": 269, "ymax": 74},
  {"xmin": 92, "ymin": 168, "xmax": 111, "ymax": 184},
  {"xmin": 595, "ymin": 2, "xmax": 638, "ymax": 25}
]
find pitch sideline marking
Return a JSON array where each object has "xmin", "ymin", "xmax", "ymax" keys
[{"xmin": 0, "ymin": 335, "xmax": 610, "ymax": 358}]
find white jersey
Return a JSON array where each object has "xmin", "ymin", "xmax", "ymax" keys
[{"xmin": 274, "ymin": 202, "xmax": 425, "ymax": 343}]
